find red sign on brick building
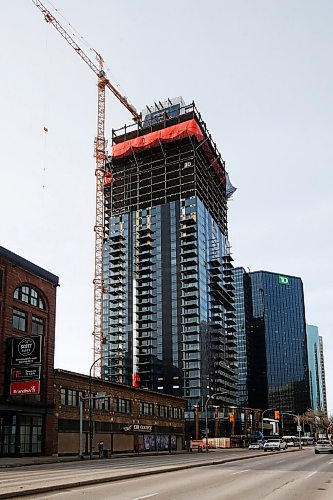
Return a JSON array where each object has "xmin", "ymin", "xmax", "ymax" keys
[{"xmin": 10, "ymin": 380, "xmax": 40, "ymax": 396}]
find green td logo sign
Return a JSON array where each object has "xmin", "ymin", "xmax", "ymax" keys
[{"xmin": 278, "ymin": 275, "xmax": 289, "ymax": 285}]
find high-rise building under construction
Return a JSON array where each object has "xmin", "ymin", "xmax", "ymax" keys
[{"xmin": 102, "ymin": 99, "xmax": 237, "ymax": 408}]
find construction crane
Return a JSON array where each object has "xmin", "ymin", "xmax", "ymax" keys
[{"xmin": 32, "ymin": 0, "xmax": 141, "ymax": 377}]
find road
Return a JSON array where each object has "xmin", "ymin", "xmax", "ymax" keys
[
  {"xmin": 0, "ymin": 449, "xmax": 268, "ymax": 497},
  {"xmin": 17, "ymin": 447, "xmax": 333, "ymax": 499}
]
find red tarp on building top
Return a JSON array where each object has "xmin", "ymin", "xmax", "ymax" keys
[
  {"xmin": 112, "ymin": 119, "xmax": 204, "ymax": 159},
  {"xmin": 111, "ymin": 118, "xmax": 225, "ymax": 185}
]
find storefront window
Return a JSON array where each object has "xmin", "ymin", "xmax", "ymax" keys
[{"xmin": 19, "ymin": 415, "xmax": 42, "ymax": 454}]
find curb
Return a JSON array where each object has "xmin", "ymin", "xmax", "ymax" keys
[{"xmin": 0, "ymin": 448, "xmax": 301, "ymax": 499}]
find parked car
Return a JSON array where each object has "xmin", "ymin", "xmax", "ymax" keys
[
  {"xmin": 248, "ymin": 442, "xmax": 264, "ymax": 450},
  {"xmin": 282, "ymin": 436, "xmax": 297, "ymax": 447},
  {"xmin": 301, "ymin": 436, "xmax": 314, "ymax": 446},
  {"xmin": 314, "ymin": 439, "xmax": 333, "ymax": 454},
  {"xmin": 264, "ymin": 438, "xmax": 288, "ymax": 451}
]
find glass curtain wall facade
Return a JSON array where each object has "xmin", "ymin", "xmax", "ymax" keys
[
  {"xmin": 248, "ymin": 271, "xmax": 311, "ymax": 414},
  {"xmin": 233, "ymin": 267, "xmax": 254, "ymax": 406},
  {"xmin": 319, "ymin": 336, "xmax": 328, "ymax": 415},
  {"xmin": 306, "ymin": 325, "xmax": 324, "ymax": 413},
  {"xmin": 101, "ymin": 101, "xmax": 237, "ymax": 409}
]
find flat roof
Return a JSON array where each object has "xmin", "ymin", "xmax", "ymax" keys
[
  {"xmin": 0, "ymin": 246, "xmax": 59, "ymax": 286},
  {"xmin": 54, "ymin": 368, "xmax": 185, "ymax": 402}
]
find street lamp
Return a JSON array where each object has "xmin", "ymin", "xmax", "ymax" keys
[
  {"xmin": 205, "ymin": 391, "xmax": 227, "ymax": 452},
  {"xmin": 261, "ymin": 408, "xmax": 276, "ymax": 439},
  {"xmin": 282, "ymin": 412, "xmax": 302, "ymax": 450},
  {"xmin": 89, "ymin": 355, "xmax": 111, "ymax": 459}
]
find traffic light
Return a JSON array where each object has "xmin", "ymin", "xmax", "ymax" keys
[
  {"xmin": 274, "ymin": 410, "xmax": 280, "ymax": 420},
  {"xmin": 229, "ymin": 414, "xmax": 235, "ymax": 422}
]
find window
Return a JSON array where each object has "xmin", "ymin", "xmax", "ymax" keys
[
  {"xmin": 32, "ymin": 315, "xmax": 44, "ymax": 335},
  {"xmin": 114, "ymin": 398, "xmax": 131, "ymax": 413},
  {"xmin": 14, "ymin": 285, "xmax": 45, "ymax": 310},
  {"xmin": 12, "ymin": 308, "xmax": 27, "ymax": 332},
  {"xmin": 0, "ymin": 269, "xmax": 3, "ymax": 293},
  {"xmin": 93, "ymin": 396, "xmax": 109, "ymax": 411},
  {"xmin": 172, "ymin": 407, "xmax": 183, "ymax": 419},
  {"xmin": 157, "ymin": 405, "xmax": 169, "ymax": 418},
  {"xmin": 140, "ymin": 402, "xmax": 154, "ymax": 416},
  {"xmin": 60, "ymin": 388, "xmax": 82, "ymax": 406}
]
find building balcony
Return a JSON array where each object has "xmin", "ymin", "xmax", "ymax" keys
[
  {"xmin": 181, "ymin": 318, "xmax": 200, "ymax": 327},
  {"xmin": 137, "ymin": 325, "xmax": 156, "ymax": 332},
  {"xmin": 180, "ymin": 241, "xmax": 197, "ymax": 251},
  {"xmin": 181, "ymin": 298, "xmax": 198, "ymax": 307},
  {"xmin": 180, "ymin": 275, "xmax": 198, "ymax": 284},
  {"xmin": 180, "ymin": 233, "xmax": 196, "ymax": 243},
  {"xmin": 180, "ymin": 257, "xmax": 197, "ymax": 266},
  {"xmin": 136, "ymin": 243, "xmax": 154, "ymax": 253},
  {"xmin": 137, "ymin": 319, "xmax": 157, "ymax": 326},
  {"xmin": 180, "ymin": 249, "xmax": 197, "ymax": 258},
  {"xmin": 181, "ymin": 266, "xmax": 197, "ymax": 275},
  {"xmin": 138, "ymin": 227, "xmax": 155, "ymax": 236},
  {"xmin": 182, "ymin": 309, "xmax": 200, "ymax": 318},
  {"xmin": 180, "ymin": 223, "xmax": 196, "ymax": 234},
  {"xmin": 137, "ymin": 283, "xmax": 156, "ymax": 292},
  {"xmin": 181, "ymin": 292, "xmax": 199, "ymax": 301},
  {"xmin": 180, "ymin": 215, "xmax": 196, "ymax": 226}
]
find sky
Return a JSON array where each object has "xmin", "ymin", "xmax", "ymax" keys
[{"xmin": 1, "ymin": 1, "xmax": 332, "ymax": 413}]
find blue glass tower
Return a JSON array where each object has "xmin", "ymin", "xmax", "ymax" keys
[
  {"xmin": 102, "ymin": 100, "xmax": 237, "ymax": 408},
  {"xmin": 234, "ymin": 270, "xmax": 311, "ymax": 414},
  {"xmin": 233, "ymin": 267, "xmax": 254, "ymax": 406},
  {"xmin": 306, "ymin": 325, "xmax": 324, "ymax": 413}
]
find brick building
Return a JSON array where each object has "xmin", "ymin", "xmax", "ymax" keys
[
  {"xmin": 0, "ymin": 246, "xmax": 59, "ymax": 456},
  {"xmin": 54, "ymin": 369, "xmax": 185, "ymax": 455}
]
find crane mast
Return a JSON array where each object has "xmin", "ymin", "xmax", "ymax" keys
[{"xmin": 32, "ymin": 0, "xmax": 141, "ymax": 376}]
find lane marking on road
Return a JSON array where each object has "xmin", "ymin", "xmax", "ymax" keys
[
  {"xmin": 276, "ymin": 460, "xmax": 284, "ymax": 463},
  {"xmin": 329, "ymin": 460, "xmax": 333, "ymax": 465},
  {"xmin": 306, "ymin": 471, "xmax": 317, "ymax": 479},
  {"xmin": 231, "ymin": 469, "xmax": 249, "ymax": 475},
  {"xmin": 131, "ymin": 494, "xmax": 159, "ymax": 500}
]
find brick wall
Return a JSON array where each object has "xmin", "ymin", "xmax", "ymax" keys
[
  {"xmin": 54, "ymin": 369, "xmax": 185, "ymax": 455},
  {"xmin": 0, "ymin": 249, "xmax": 58, "ymax": 455}
]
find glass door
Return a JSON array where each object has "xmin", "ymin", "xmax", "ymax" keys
[{"xmin": 0, "ymin": 415, "xmax": 16, "ymax": 456}]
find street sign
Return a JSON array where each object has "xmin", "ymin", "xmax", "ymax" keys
[{"xmin": 297, "ymin": 426, "xmax": 302, "ymax": 432}]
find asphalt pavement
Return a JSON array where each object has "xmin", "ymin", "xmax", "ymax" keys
[
  {"xmin": 0, "ymin": 448, "xmax": 297, "ymax": 498},
  {"xmin": 20, "ymin": 447, "xmax": 333, "ymax": 500}
]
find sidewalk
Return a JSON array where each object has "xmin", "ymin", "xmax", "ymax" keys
[
  {"xmin": 0, "ymin": 449, "xmax": 194, "ymax": 469},
  {"xmin": 0, "ymin": 447, "xmax": 255, "ymax": 469}
]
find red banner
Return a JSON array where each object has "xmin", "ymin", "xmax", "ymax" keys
[{"xmin": 10, "ymin": 380, "xmax": 40, "ymax": 396}]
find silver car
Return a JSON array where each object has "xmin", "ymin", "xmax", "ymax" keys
[
  {"xmin": 264, "ymin": 438, "xmax": 287, "ymax": 451},
  {"xmin": 314, "ymin": 439, "xmax": 333, "ymax": 454},
  {"xmin": 248, "ymin": 442, "xmax": 264, "ymax": 450}
]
